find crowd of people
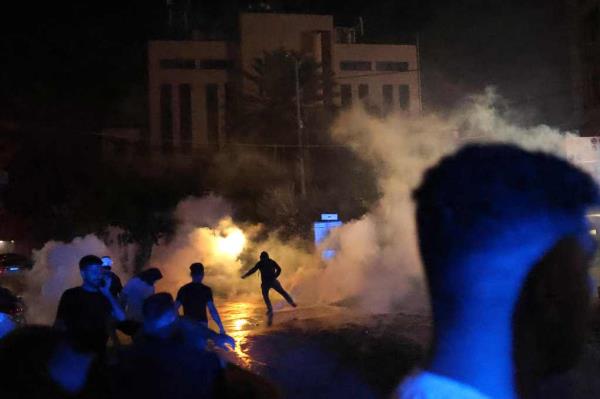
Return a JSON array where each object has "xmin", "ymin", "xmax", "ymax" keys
[
  {"xmin": 0, "ymin": 143, "xmax": 598, "ymax": 398},
  {"xmin": 0, "ymin": 250, "xmax": 294, "ymax": 398}
]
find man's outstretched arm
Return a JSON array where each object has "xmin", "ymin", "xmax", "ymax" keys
[
  {"xmin": 241, "ymin": 264, "xmax": 259, "ymax": 279},
  {"xmin": 207, "ymin": 301, "xmax": 226, "ymax": 334}
]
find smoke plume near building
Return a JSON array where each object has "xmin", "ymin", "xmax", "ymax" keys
[
  {"xmin": 150, "ymin": 89, "xmax": 576, "ymax": 314},
  {"xmin": 24, "ymin": 89, "xmax": 581, "ymax": 322}
]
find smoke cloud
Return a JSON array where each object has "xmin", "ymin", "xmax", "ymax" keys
[
  {"xmin": 312, "ymin": 88, "xmax": 574, "ymax": 313},
  {"xmin": 23, "ymin": 89, "xmax": 582, "ymax": 321},
  {"xmin": 148, "ymin": 88, "xmax": 578, "ymax": 315},
  {"xmin": 25, "ymin": 235, "xmax": 112, "ymax": 323},
  {"xmin": 151, "ymin": 195, "xmax": 317, "ymax": 304}
]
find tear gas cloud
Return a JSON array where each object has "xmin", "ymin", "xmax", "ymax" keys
[
  {"xmin": 24, "ymin": 229, "xmax": 136, "ymax": 324},
  {"xmin": 314, "ymin": 88, "xmax": 573, "ymax": 313},
  {"xmin": 152, "ymin": 88, "xmax": 577, "ymax": 314},
  {"xmin": 24, "ymin": 89, "xmax": 581, "ymax": 321},
  {"xmin": 152, "ymin": 195, "xmax": 317, "ymax": 303},
  {"xmin": 25, "ymin": 236, "xmax": 108, "ymax": 323}
]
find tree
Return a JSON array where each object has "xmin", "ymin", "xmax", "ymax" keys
[
  {"xmin": 227, "ymin": 49, "xmax": 379, "ymax": 234},
  {"xmin": 230, "ymin": 48, "xmax": 337, "ymax": 145},
  {"xmin": 5, "ymin": 132, "xmax": 196, "ymax": 270}
]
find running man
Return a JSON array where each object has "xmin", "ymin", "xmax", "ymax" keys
[{"xmin": 241, "ymin": 251, "xmax": 297, "ymax": 315}]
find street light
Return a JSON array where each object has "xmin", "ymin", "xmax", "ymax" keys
[{"xmin": 293, "ymin": 57, "xmax": 307, "ymax": 198}]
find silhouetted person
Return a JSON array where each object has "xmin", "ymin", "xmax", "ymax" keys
[
  {"xmin": 176, "ymin": 263, "xmax": 226, "ymax": 334},
  {"xmin": 113, "ymin": 293, "xmax": 226, "ymax": 399},
  {"xmin": 122, "ymin": 267, "xmax": 163, "ymax": 322},
  {"xmin": 101, "ymin": 256, "xmax": 124, "ymax": 347},
  {"xmin": 0, "ymin": 285, "xmax": 17, "ymax": 339},
  {"xmin": 0, "ymin": 326, "xmax": 106, "ymax": 399},
  {"xmin": 242, "ymin": 251, "xmax": 296, "ymax": 314},
  {"xmin": 396, "ymin": 144, "xmax": 600, "ymax": 398},
  {"xmin": 55, "ymin": 255, "xmax": 125, "ymax": 357},
  {"xmin": 101, "ymin": 256, "xmax": 123, "ymax": 299}
]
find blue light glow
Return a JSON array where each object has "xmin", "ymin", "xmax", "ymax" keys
[
  {"xmin": 313, "ymin": 218, "xmax": 342, "ymax": 260},
  {"xmin": 320, "ymin": 213, "xmax": 338, "ymax": 221}
]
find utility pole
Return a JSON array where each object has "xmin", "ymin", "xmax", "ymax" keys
[{"xmin": 294, "ymin": 57, "xmax": 307, "ymax": 198}]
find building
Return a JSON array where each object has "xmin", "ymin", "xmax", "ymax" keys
[
  {"xmin": 147, "ymin": 12, "xmax": 422, "ymax": 152},
  {"xmin": 570, "ymin": 0, "xmax": 600, "ymax": 135}
]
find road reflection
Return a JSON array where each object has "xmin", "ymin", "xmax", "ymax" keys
[
  {"xmin": 216, "ymin": 301, "xmax": 264, "ymax": 368},
  {"xmin": 212, "ymin": 301, "xmax": 361, "ymax": 370}
]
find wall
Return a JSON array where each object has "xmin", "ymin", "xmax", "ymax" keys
[{"xmin": 334, "ymin": 44, "xmax": 421, "ymax": 114}]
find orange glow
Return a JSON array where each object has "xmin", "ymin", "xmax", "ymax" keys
[
  {"xmin": 216, "ymin": 301, "xmax": 258, "ymax": 367},
  {"xmin": 233, "ymin": 318, "xmax": 249, "ymax": 330},
  {"xmin": 215, "ymin": 227, "xmax": 246, "ymax": 259}
]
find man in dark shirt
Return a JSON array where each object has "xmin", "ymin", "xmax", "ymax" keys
[
  {"xmin": 176, "ymin": 263, "xmax": 226, "ymax": 334},
  {"xmin": 241, "ymin": 251, "xmax": 297, "ymax": 315},
  {"xmin": 55, "ymin": 255, "xmax": 126, "ymax": 356}
]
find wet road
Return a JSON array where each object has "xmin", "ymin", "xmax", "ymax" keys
[
  {"xmin": 214, "ymin": 300, "xmax": 431, "ymax": 398},
  {"xmin": 215, "ymin": 300, "xmax": 354, "ymax": 369}
]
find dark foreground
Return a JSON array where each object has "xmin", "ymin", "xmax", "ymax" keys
[
  {"xmin": 216, "ymin": 302, "xmax": 429, "ymax": 399},
  {"xmin": 216, "ymin": 302, "xmax": 600, "ymax": 399}
]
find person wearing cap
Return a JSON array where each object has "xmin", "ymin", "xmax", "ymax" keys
[
  {"xmin": 101, "ymin": 256, "xmax": 123, "ymax": 300},
  {"xmin": 101, "ymin": 256, "xmax": 125, "ymax": 346},
  {"xmin": 176, "ymin": 263, "xmax": 226, "ymax": 335},
  {"xmin": 241, "ymin": 251, "xmax": 297, "ymax": 315}
]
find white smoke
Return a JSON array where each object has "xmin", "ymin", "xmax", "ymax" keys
[
  {"xmin": 311, "ymin": 88, "xmax": 576, "ymax": 314},
  {"xmin": 151, "ymin": 195, "xmax": 317, "ymax": 303},
  {"xmin": 22, "ymin": 89, "xmax": 583, "ymax": 320},
  {"xmin": 145, "ymin": 89, "xmax": 578, "ymax": 315},
  {"xmin": 25, "ymin": 235, "xmax": 112, "ymax": 324}
]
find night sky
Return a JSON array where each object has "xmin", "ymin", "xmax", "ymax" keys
[{"xmin": 0, "ymin": 0, "xmax": 575, "ymax": 132}]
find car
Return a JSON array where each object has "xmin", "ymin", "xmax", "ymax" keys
[
  {"xmin": 0, "ymin": 286, "xmax": 25, "ymax": 325},
  {"xmin": 0, "ymin": 253, "xmax": 33, "ymax": 275}
]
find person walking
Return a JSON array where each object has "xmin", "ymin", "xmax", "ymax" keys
[{"xmin": 176, "ymin": 263, "xmax": 226, "ymax": 335}]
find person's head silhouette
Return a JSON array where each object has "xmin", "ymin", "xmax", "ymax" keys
[
  {"xmin": 137, "ymin": 268, "xmax": 163, "ymax": 286},
  {"xmin": 190, "ymin": 263, "xmax": 204, "ymax": 283},
  {"xmin": 400, "ymin": 144, "xmax": 599, "ymax": 399},
  {"xmin": 142, "ymin": 293, "xmax": 179, "ymax": 338},
  {"xmin": 78, "ymin": 255, "xmax": 104, "ymax": 290}
]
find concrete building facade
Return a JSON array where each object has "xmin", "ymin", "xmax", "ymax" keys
[
  {"xmin": 148, "ymin": 12, "xmax": 422, "ymax": 151},
  {"xmin": 571, "ymin": 0, "xmax": 600, "ymax": 135}
]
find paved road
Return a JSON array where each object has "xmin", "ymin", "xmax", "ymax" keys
[{"xmin": 215, "ymin": 300, "xmax": 431, "ymax": 398}]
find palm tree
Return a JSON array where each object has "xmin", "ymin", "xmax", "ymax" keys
[{"xmin": 229, "ymin": 48, "xmax": 337, "ymax": 146}]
